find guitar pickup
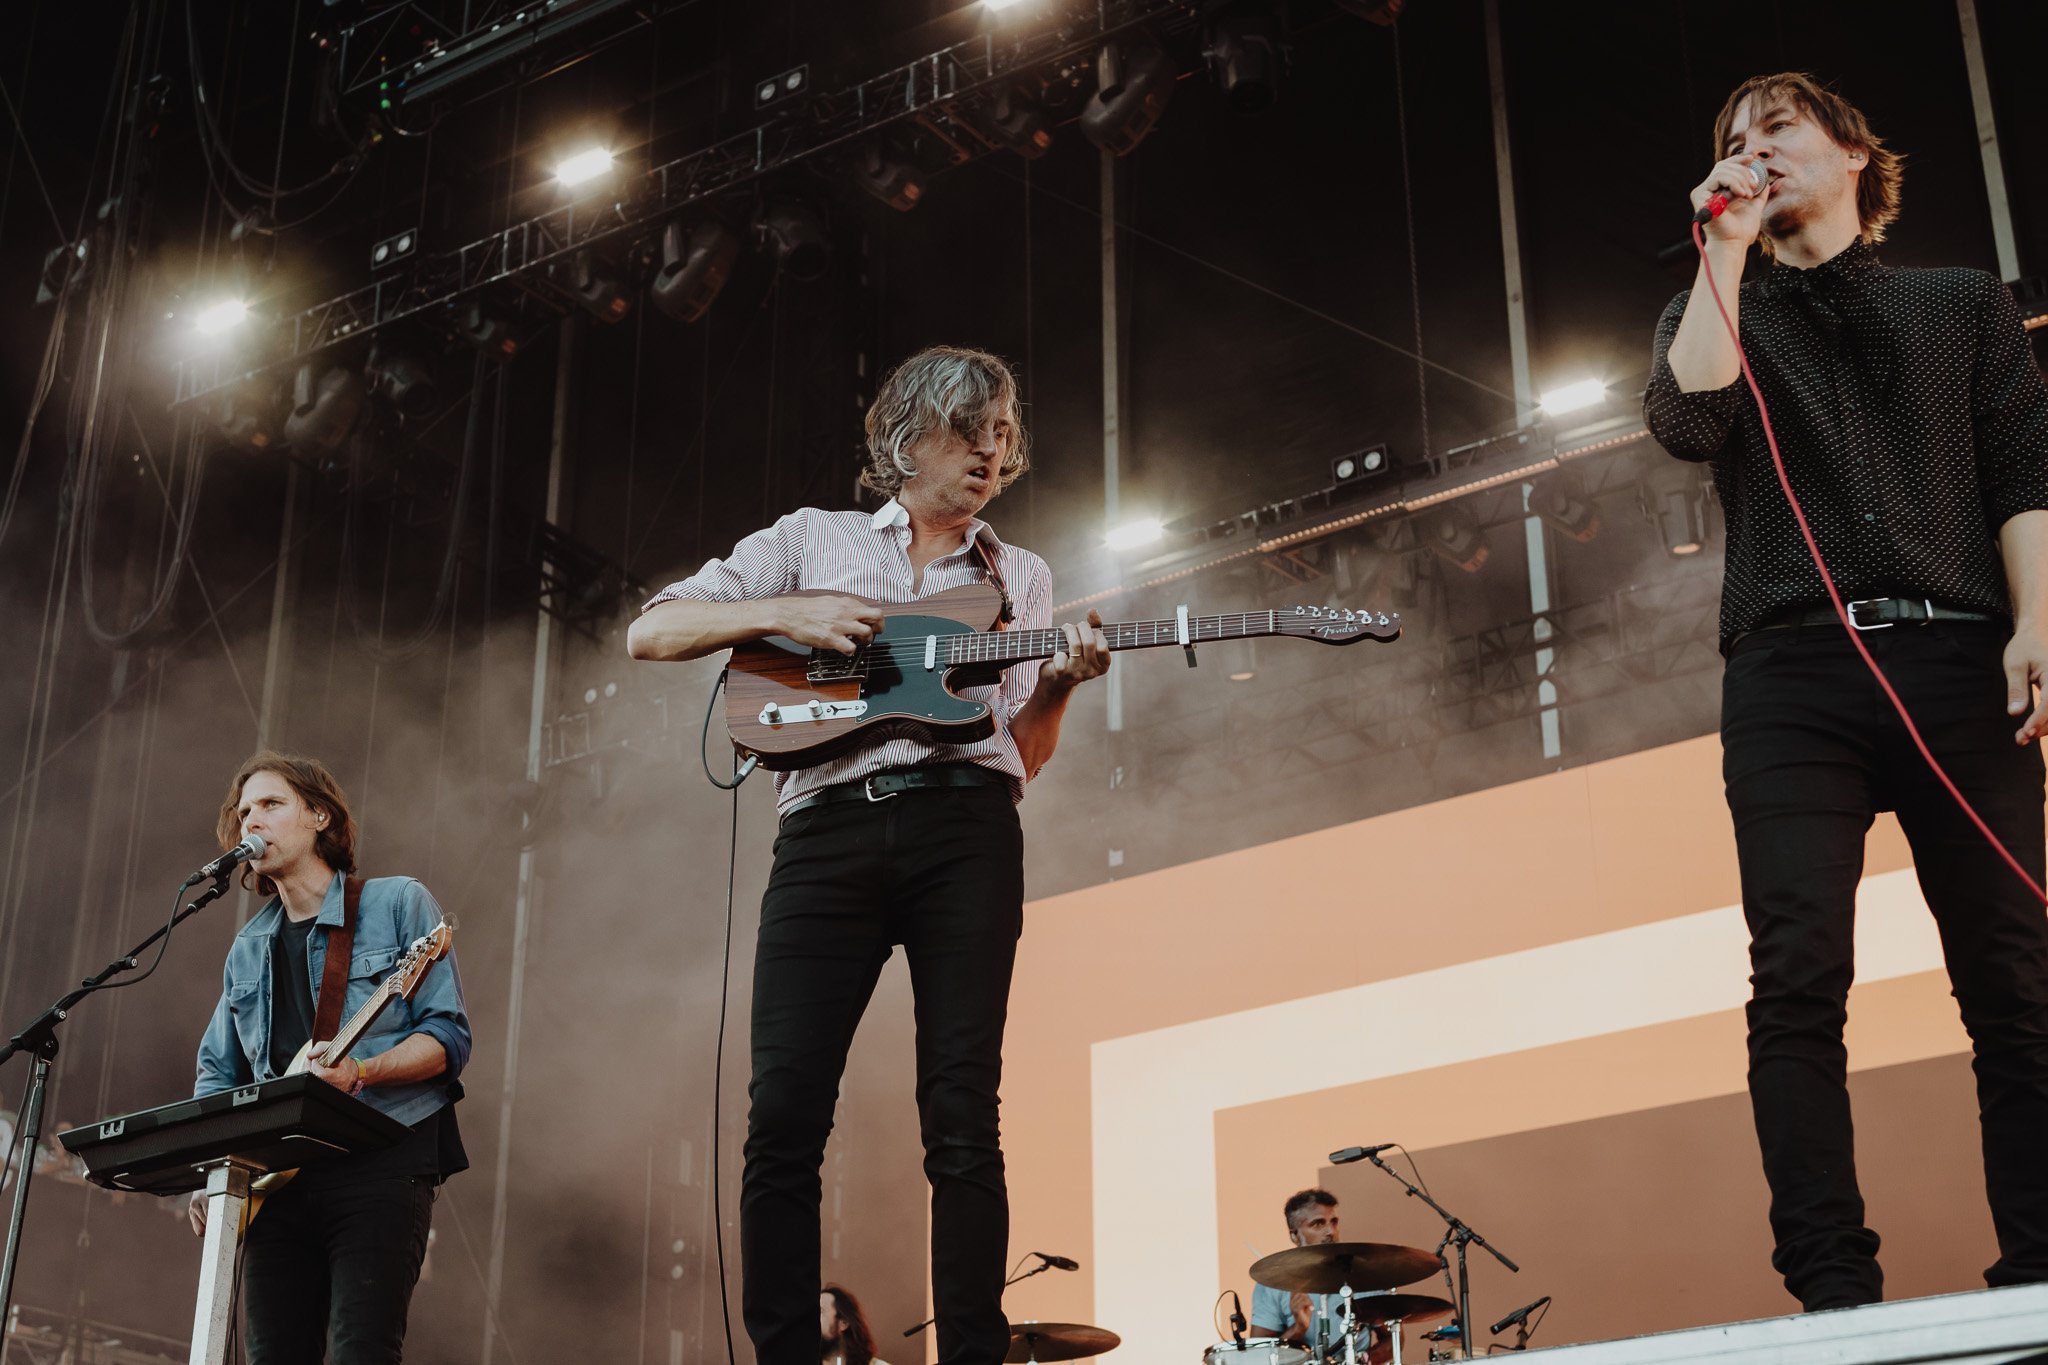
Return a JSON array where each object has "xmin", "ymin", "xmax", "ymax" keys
[{"xmin": 758, "ymin": 698, "xmax": 869, "ymax": 726}]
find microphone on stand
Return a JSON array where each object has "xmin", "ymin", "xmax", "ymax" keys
[
  {"xmin": 183, "ymin": 834, "xmax": 266, "ymax": 888},
  {"xmin": 1489, "ymin": 1296, "xmax": 1551, "ymax": 1336},
  {"xmin": 1229, "ymin": 1290, "xmax": 1247, "ymax": 1346},
  {"xmin": 1033, "ymin": 1252, "xmax": 1080, "ymax": 1271},
  {"xmin": 1328, "ymin": 1143, "xmax": 1398, "ymax": 1164}
]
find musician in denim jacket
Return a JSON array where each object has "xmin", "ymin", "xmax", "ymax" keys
[{"xmin": 188, "ymin": 751, "xmax": 471, "ymax": 1365}]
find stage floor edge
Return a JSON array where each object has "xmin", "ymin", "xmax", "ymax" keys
[{"xmin": 1512, "ymin": 1283, "xmax": 2048, "ymax": 1364}]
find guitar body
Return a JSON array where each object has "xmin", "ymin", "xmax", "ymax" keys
[{"xmin": 725, "ymin": 583, "xmax": 1008, "ymax": 771}]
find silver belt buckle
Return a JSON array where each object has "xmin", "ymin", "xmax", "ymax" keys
[
  {"xmin": 863, "ymin": 776, "xmax": 898, "ymax": 803},
  {"xmin": 1846, "ymin": 598, "xmax": 1894, "ymax": 631}
]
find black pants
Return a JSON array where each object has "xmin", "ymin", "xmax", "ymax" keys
[
  {"xmin": 1722, "ymin": 621, "xmax": 2048, "ymax": 1308},
  {"xmin": 741, "ymin": 782, "xmax": 1023, "ymax": 1365},
  {"xmin": 242, "ymin": 1174, "xmax": 437, "ymax": 1365}
]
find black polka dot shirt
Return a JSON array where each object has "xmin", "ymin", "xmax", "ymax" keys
[{"xmin": 1643, "ymin": 237, "xmax": 2048, "ymax": 651}]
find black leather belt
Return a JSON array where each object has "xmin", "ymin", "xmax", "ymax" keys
[
  {"xmin": 1735, "ymin": 598, "xmax": 2004, "ymax": 648},
  {"xmin": 782, "ymin": 764, "xmax": 1006, "ymax": 818}
]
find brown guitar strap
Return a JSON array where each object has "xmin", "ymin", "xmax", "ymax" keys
[
  {"xmin": 970, "ymin": 533, "xmax": 1015, "ymax": 628},
  {"xmin": 311, "ymin": 875, "xmax": 363, "ymax": 1046}
]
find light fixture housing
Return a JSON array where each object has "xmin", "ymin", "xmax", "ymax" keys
[
  {"xmin": 282, "ymin": 363, "xmax": 367, "ymax": 454},
  {"xmin": 1332, "ymin": 443, "xmax": 1392, "ymax": 486},
  {"xmin": 1080, "ymin": 35, "xmax": 1177, "ymax": 156},
  {"xmin": 853, "ymin": 143, "xmax": 925, "ymax": 212},
  {"xmin": 757, "ymin": 201, "xmax": 831, "ymax": 282},
  {"xmin": 1423, "ymin": 504, "xmax": 1489, "ymax": 573},
  {"xmin": 650, "ymin": 221, "xmax": 742, "ymax": 323}
]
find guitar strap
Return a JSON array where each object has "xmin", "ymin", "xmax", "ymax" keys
[
  {"xmin": 970, "ymin": 532, "xmax": 1015, "ymax": 628},
  {"xmin": 312, "ymin": 875, "xmax": 363, "ymax": 1046}
]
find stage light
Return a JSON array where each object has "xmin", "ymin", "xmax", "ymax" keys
[
  {"xmin": 216, "ymin": 382, "xmax": 282, "ymax": 452},
  {"xmin": 650, "ymin": 220, "xmax": 741, "ymax": 323},
  {"xmin": 370, "ymin": 227, "xmax": 418, "ymax": 271},
  {"xmin": 1080, "ymin": 35, "xmax": 1177, "ymax": 156},
  {"xmin": 193, "ymin": 299, "xmax": 250, "ymax": 336},
  {"xmin": 1538, "ymin": 379, "xmax": 1606, "ymax": 416},
  {"xmin": 1105, "ymin": 517, "xmax": 1165, "ymax": 551},
  {"xmin": 1644, "ymin": 465, "xmax": 1709, "ymax": 557},
  {"xmin": 456, "ymin": 300, "xmax": 521, "ymax": 359},
  {"xmin": 1332, "ymin": 443, "xmax": 1391, "ymax": 486},
  {"xmin": 853, "ymin": 143, "xmax": 925, "ymax": 212},
  {"xmin": 282, "ymin": 363, "xmax": 366, "ymax": 454},
  {"xmin": 1532, "ymin": 476, "xmax": 1601, "ymax": 543},
  {"xmin": 984, "ymin": 0, "xmax": 1030, "ymax": 9},
  {"xmin": 367, "ymin": 346, "xmax": 440, "ymax": 419},
  {"xmin": 569, "ymin": 250, "xmax": 633, "ymax": 322},
  {"xmin": 555, "ymin": 146, "xmax": 614, "ymax": 188},
  {"xmin": 1423, "ymin": 504, "xmax": 1489, "ymax": 573},
  {"xmin": 1206, "ymin": 4, "xmax": 1284, "ymax": 115},
  {"xmin": 988, "ymin": 88, "xmax": 1054, "ymax": 159},
  {"xmin": 757, "ymin": 201, "xmax": 831, "ymax": 282}
]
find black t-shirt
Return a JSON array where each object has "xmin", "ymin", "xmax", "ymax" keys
[
  {"xmin": 267, "ymin": 914, "xmax": 318, "ymax": 1075},
  {"xmin": 264, "ymin": 913, "xmax": 469, "ymax": 1186}
]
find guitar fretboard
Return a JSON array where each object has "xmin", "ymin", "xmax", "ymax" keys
[{"xmin": 946, "ymin": 610, "xmax": 1288, "ymax": 667}]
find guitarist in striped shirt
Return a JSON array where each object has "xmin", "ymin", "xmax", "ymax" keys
[
  {"xmin": 188, "ymin": 751, "xmax": 471, "ymax": 1365},
  {"xmin": 629, "ymin": 346, "xmax": 1111, "ymax": 1365}
]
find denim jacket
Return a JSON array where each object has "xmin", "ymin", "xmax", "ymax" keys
[{"xmin": 194, "ymin": 872, "xmax": 471, "ymax": 1128}]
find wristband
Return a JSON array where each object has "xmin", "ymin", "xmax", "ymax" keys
[{"xmin": 350, "ymin": 1056, "xmax": 368, "ymax": 1096}]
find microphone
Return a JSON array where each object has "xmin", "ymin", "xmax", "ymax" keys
[
  {"xmin": 1328, "ymin": 1143, "xmax": 1398, "ymax": 1164},
  {"xmin": 1229, "ymin": 1290, "xmax": 1247, "ymax": 1345},
  {"xmin": 1033, "ymin": 1252, "xmax": 1079, "ymax": 1271},
  {"xmin": 1694, "ymin": 161, "xmax": 1767, "ymax": 224},
  {"xmin": 1489, "ymin": 1296, "xmax": 1551, "ymax": 1336},
  {"xmin": 184, "ymin": 834, "xmax": 266, "ymax": 887}
]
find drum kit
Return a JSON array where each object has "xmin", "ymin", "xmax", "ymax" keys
[
  {"xmin": 1206, "ymin": 1242, "xmax": 1458, "ymax": 1365},
  {"xmin": 1009, "ymin": 1240, "xmax": 1458, "ymax": 1365}
]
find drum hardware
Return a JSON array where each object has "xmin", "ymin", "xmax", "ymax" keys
[{"xmin": 1005, "ymin": 1322, "xmax": 1121, "ymax": 1363}]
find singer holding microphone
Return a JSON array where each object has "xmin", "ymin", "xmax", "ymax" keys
[
  {"xmin": 1644, "ymin": 73, "xmax": 2048, "ymax": 1311},
  {"xmin": 189, "ymin": 752, "xmax": 471, "ymax": 1365}
]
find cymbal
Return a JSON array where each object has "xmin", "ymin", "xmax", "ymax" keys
[
  {"xmin": 1005, "ymin": 1322, "xmax": 1123, "ymax": 1362},
  {"xmin": 1348, "ymin": 1293, "xmax": 1454, "ymax": 1325},
  {"xmin": 1248, "ymin": 1243, "xmax": 1443, "ymax": 1294}
]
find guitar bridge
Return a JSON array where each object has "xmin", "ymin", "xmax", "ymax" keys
[{"xmin": 758, "ymin": 698, "xmax": 869, "ymax": 727}]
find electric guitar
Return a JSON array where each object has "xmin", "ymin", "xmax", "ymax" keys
[
  {"xmin": 724, "ymin": 582, "xmax": 1400, "ymax": 770},
  {"xmin": 244, "ymin": 919, "xmax": 455, "ymax": 1222}
]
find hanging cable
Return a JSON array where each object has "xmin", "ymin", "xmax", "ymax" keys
[{"xmin": 1391, "ymin": 23, "xmax": 1433, "ymax": 456}]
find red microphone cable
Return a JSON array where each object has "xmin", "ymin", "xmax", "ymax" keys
[{"xmin": 1690, "ymin": 221, "xmax": 2048, "ymax": 905}]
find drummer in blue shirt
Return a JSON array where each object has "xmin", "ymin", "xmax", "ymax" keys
[{"xmin": 1249, "ymin": 1190, "xmax": 1391, "ymax": 1365}]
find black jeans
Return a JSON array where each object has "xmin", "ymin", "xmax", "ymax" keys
[
  {"xmin": 1722, "ymin": 621, "xmax": 2048, "ymax": 1308},
  {"xmin": 242, "ymin": 1174, "xmax": 437, "ymax": 1365},
  {"xmin": 741, "ymin": 782, "xmax": 1023, "ymax": 1365}
]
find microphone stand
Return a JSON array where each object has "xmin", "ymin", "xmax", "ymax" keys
[
  {"xmin": 0, "ymin": 876, "xmax": 237, "ymax": 1329},
  {"xmin": 1360, "ymin": 1151, "xmax": 1518, "ymax": 1359},
  {"xmin": 903, "ymin": 1257, "xmax": 1061, "ymax": 1338}
]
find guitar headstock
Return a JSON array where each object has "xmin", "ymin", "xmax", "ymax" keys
[
  {"xmin": 389, "ymin": 920, "xmax": 456, "ymax": 1002},
  {"xmin": 1273, "ymin": 605, "xmax": 1402, "ymax": 644}
]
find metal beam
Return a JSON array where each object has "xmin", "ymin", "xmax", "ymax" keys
[{"xmin": 1956, "ymin": 0, "xmax": 2021, "ymax": 281}]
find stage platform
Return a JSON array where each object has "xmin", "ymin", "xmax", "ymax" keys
[{"xmin": 1512, "ymin": 1284, "xmax": 2048, "ymax": 1364}]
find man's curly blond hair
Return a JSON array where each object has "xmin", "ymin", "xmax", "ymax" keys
[
  {"xmin": 860, "ymin": 347, "xmax": 1030, "ymax": 499},
  {"xmin": 1711, "ymin": 72, "xmax": 1904, "ymax": 259}
]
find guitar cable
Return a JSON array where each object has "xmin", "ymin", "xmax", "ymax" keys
[
  {"xmin": 699, "ymin": 665, "xmax": 747, "ymax": 1365},
  {"xmin": 1690, "ymin": 221, "xmax": 2048, "ymax": 904},
  {"xmin": 701, "ymin": 668, "xmax": 760, "ymax": 791}
]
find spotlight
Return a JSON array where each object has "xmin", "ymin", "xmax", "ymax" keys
[
  {"xmin": 1206, "ymin": 4, "xmax": 1284, "ymax": 114},
  {"xmin": 853, "ymin": 142, "xmax": 925, "ymax": 212},
  {"xmin": 554, "ymin": 146, "xmax": 614, "ymax": 188},
  {"xmin": 650, "ymin": 221, "xmax": 741, "ymax": 324},
  {"xmin": 987, "ymin": 88, "xmax": 1054, "ymax": 159},
  {"xmin": 1532, "ymin": 475, "xmax": 1601, "ymax": 543},
  {"xmin": 193, "ymin": 299, "xmax": 250, "ymax": 336},
  {"xmin": 1331, "ymin": 442, "xmax": 1392, "ymax": 486},
  {"xmin": 753, "ymin": 64, "xmax": 809, "ymax": 109},
  {"xmin": 1537, "ymin": 378, "xmax": 1606, "ymax": 416},
  {"xmin": 282, "ymin": 363, "xmax": 366, "ymax": 454},
  {"xmin": 1423, "ymin": 504, "xmax": 1489, "ymax": 573},
  {"xmin": 367, "ymin": 346, "xmax": 440, "ymax": 419},
  {"xmin": 569, "ymin": 250, "xmax": 633, "ymax": 322},
  {"xmin": 1644, "ymin": 465, "xmax": 1710, "ymax": 557},
  {"xmin": 985, "ymin": 0, "xmax": 1031, "ymax": 9},
  {"xmin": 757, "ymin": 201, "xmax": 831, "ymax": 282},
  {"xmin": 1105, "ymin": 517, "xmax": 1165, "ymax": 551},
  {"xmin": 1080, "ymin": 35, "xmax": 1177, "ymax": 156},
  {"xmin": 456, "ymin": 299, "xmax": 521, "ymax": 359},
  {"xmin": 370, "ymin": 227, "xmax": 418, "ymax": 271},
  {"xmin": 216, "ymin": 382, "xmax": 283, "ymax": 452}
]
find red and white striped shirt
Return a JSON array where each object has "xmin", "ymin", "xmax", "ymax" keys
[{"xmin": 644, "ymin": 498, "xmax": 1053, "ymax": 813}]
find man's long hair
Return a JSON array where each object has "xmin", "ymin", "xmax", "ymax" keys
[
  {"xmin": 215, "ymin": 751, "xmax": 358, "ymax": 897},
  {"xmin": 1711, "ymin": 72, "xmax": 1904, "ymax": 258},
  {"xmin": 860, "ymin": 346, "xmax": 1030, "ymax": 499},
  {"xmin": 821, "ymin": 1284, "xmax": 877, "ymax": 1365}
]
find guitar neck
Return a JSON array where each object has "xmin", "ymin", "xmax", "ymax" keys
[
  {"xmin": 947, "ymin": 610, "xmax": 1290, "ymax": 667},
  {"xmin": 324, "ymin": 984, "xmax": 394, "ymax": 1060}
]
